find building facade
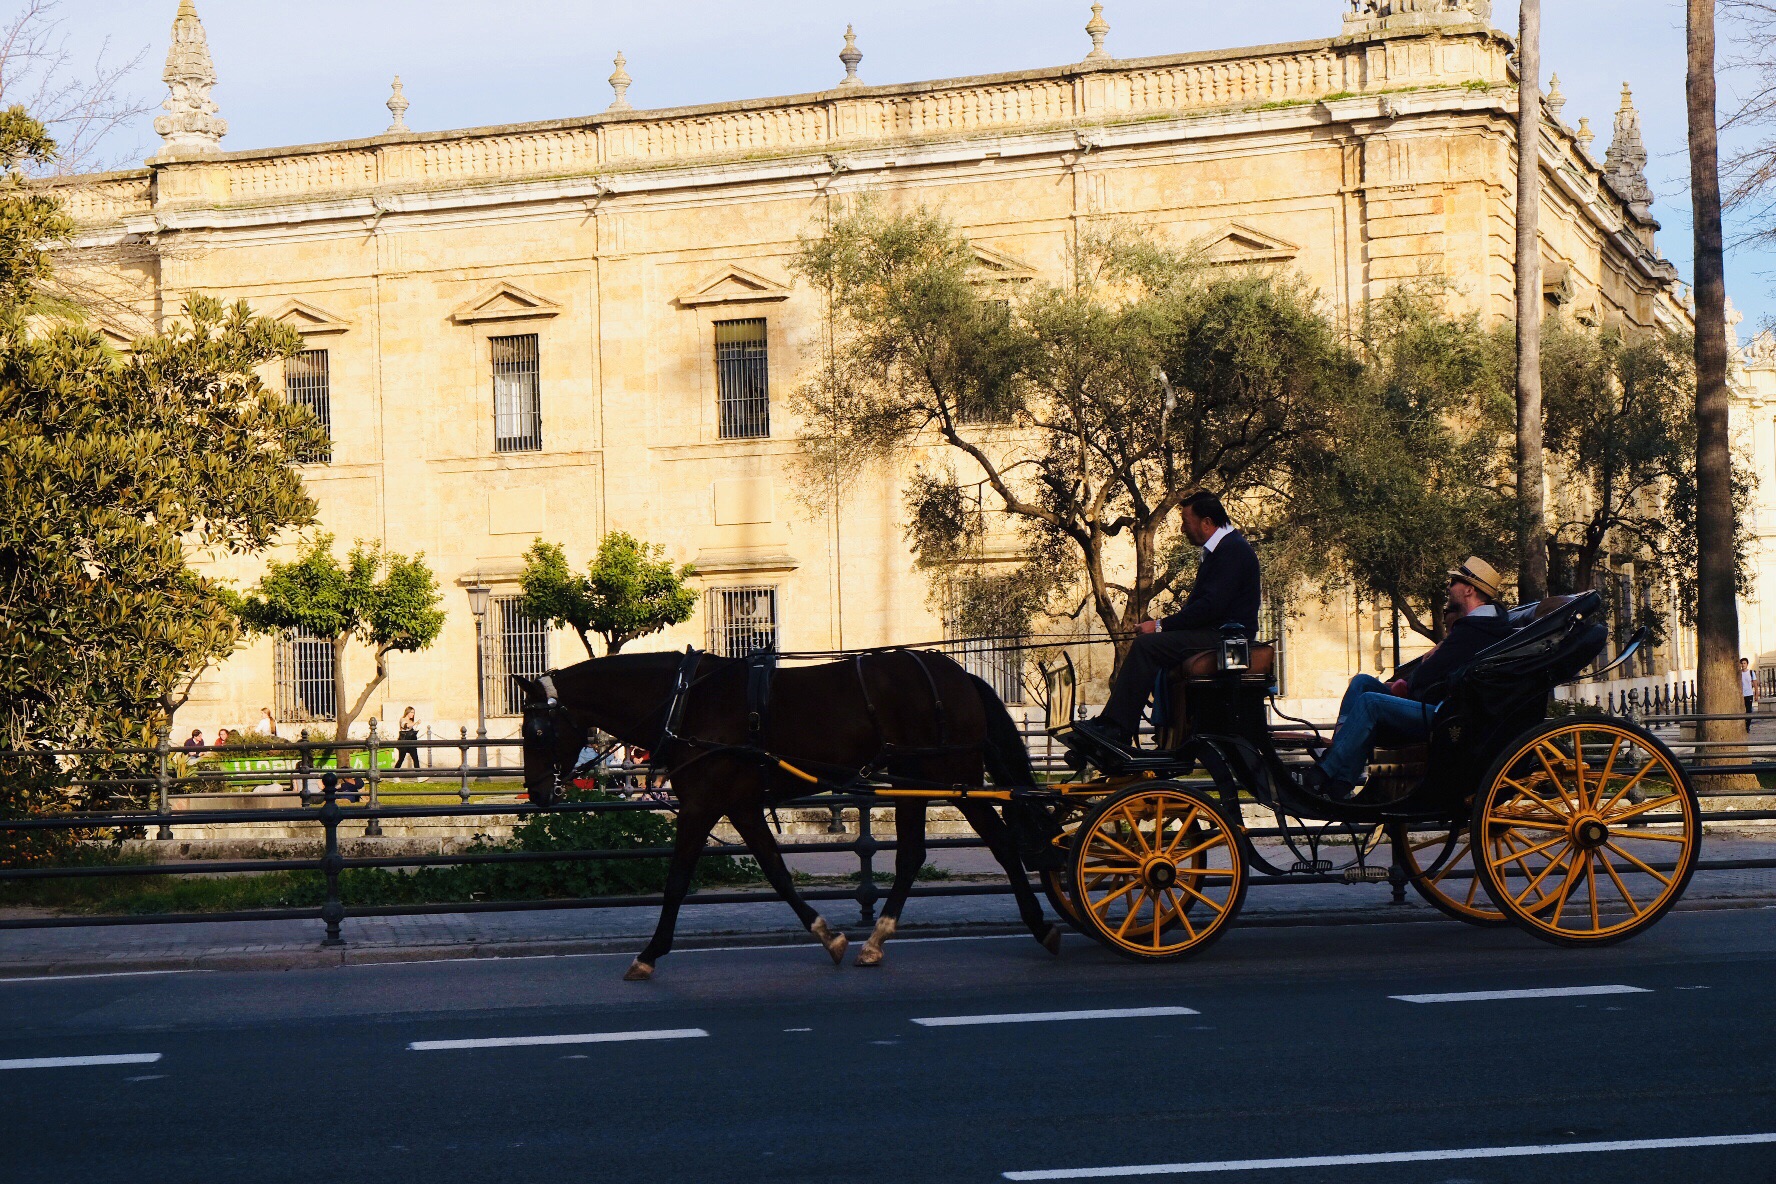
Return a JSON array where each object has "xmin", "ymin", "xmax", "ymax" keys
[{"xmin": 59, "ymin": 1, "xmax": 1693, "ymax": 736}]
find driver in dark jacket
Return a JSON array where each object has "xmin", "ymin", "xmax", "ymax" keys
[
  {"xmin": 1306, "ymin": 556, "xmax": 1513, "ymax": 800},
  {"xmin": 1074, "ymin": 491, "xmax": 1261, "ymax": 752}
]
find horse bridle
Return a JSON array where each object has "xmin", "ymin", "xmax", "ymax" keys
[{"xmin": 523, "ymin": 672, "xmax": 579, "ymax": 798}]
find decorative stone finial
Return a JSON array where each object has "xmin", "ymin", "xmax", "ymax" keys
[
  {"xmin": 1545, "ymin": 73, "xmax": 1565, "ymax": 122},
  {"xmin": 385, "ymin": 76, "xmax": 409, "ymax": 133},
  {"xmin": 1576, "ymin": 117, "xmax": 1595, "ymax": 155},
  {"xmin": 608, "ymin": 51, "xmax": 633, "ymax": 111},
  {"xmin": 1604, "ymin": 82, "xmax": 1653, "ymax": 217},
  {"xmin": 1084, "ymin": 3, "xmax": 1111, "ymax": 61},
  {"xmin": 838, "ymin": 26, "xmax": 863, "ymax": 87},
  {"xmin": 153, "ymin": 0, "xmax": 227, "ymax": 156}
]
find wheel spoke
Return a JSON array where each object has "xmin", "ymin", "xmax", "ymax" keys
[
  {"xmin": 1603, "ymin": 829, "xmax": 1689, "ymax": 843},
  {"xmin": 1118, "ymin": 807, "xmax": 1154, "ymax": 855},
  {"xmin": 1603, "ymin": 841, "xmax": 1674, "ymax": 887},
  {"xmin": 1510, "ymin": 844, "xmax": 1574, "ymax": 907},
  {"xmin": 1089, "ymin": 832, "xmax": 1145, "ymax": 864},
  {"xmin": 1500, "ymin": 777, "xmax": 1571, "ymax": 821},
  {"xmin": 1114, "ymin": 891, "xmax": 1150, "ymax": 940},
  {"xmin": 1596, "ymin": 760, "xmax": 1661, "ymax": 815},
  {"xmin": 1162, "ymin": 806, "xmax": 1204, "ymax": 855},
  {"xmin": 1595, "ymin": 847, "xmax": 1642, "ymax": 916},
  {"xmin": 1533, "ymin": 743, "xmax": 1579, "ymax": 811},
  {"xmin": 1591, "ymin": 732, "xmax": 1625, "ymax": 811},
  {"xmin": 1426, "ymin": 836, "xmax": 1471, "ymax": 886},
  {"xmin": 1168, "ymin": 890, "xmax": 1199, "ymax": 941},
  {"xmin": 1601, "ymin": 791, "xmax": 1685, "ymax": 826},
  {"xmin": 1485, "ymin": 813, "xmax": 1567, "ymax": 833},
  {"xmin": 1543, "ymin": 851, "xmax": 1586, "ymax": 924},
  {"xmin": 1586, "ymin": 852, "xmax": 1600, "ymax": 931},
  {"xmin": 1177, "ymin": 880, "xmax": 1229, "ymax": 915},
  {"xmin": 1086, "ymin": 877, "xmax": 1142, "ymax": 915},
  {"xmin": 1170, "ymin": 832, "xmax": 1228, "ymax": 864},
  {"xmin": 1173, "ymin": 866, "xmax": 1236, "ymax": 877}
]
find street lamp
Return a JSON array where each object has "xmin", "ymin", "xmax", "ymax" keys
[{"xmin": 467, "ymin": 583, "xmax": 491, "ymax": 770}]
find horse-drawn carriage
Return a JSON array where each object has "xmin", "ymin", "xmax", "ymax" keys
[
  {"xmin": 1022, "ymin": 589, "xmax": 1701, "ymax": 961},
  {"xmin": 519, "ymin": 589, "xmax": 1700, "ymax": 977}
]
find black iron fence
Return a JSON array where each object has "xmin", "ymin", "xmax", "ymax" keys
[{"xmin": 3, "ymin": 716, "xmax": 1774, "ymax": 945}]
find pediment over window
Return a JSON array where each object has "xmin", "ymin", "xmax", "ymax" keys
[
  {"xmin": 95, "ymin": 318, "xmax": 140, "ymax": 349},
  {"xmin": 675, "ymin": 266, "xmax": 792, "ymax": 308},
  {"xmin": 450, "ymin": 282, "xmax": 563, "ymax": 325},
  {"xmin": 1197, "ymin": 222, "xmax": 1300, "ymax": 265},
  {"xmin": 968, "ymin": 243, "xmax": 1039, "ymax": 285},
  {"xmin": 266, "ymin": 298, "xmax": 354, "ymax": 335}
]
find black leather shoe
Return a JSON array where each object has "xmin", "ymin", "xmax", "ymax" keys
[
  {"xmin": 1073, "ymin": 717, "xmax": 1134, "ymax": 753},
  {"xmin": 1298, "ymin": 763, "xmax": 1358, "ymax": 803}
]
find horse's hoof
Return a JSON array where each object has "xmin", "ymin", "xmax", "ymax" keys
[
  {"xmin": 1041, "ymin": 924, "xmax": 1062, "ymax": 956},
  {"xmin": 623, "ymin": 960, "xmax": 654, "ymax": 982},
  {"xmin": 825, "ymin": 933, "xmax": 849, "ymax": 965},
  {"xmin": 855, "ymin": 944, "xmax": 884, "ymax": 968}
]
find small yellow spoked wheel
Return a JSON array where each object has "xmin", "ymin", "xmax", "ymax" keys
[
  {"xmin": 1390, "ymin": 823, "xmax": 1509, "ymax": 927},
  {"xmin": 1068, "ymin": 782, "xmax": 1247, "ymax": 963},
  {"xmin": 1472, "ymin": 718, "xmax": 1701, "ymax": 947},
  {"xmin": 1040, "ymin": 868, "xmax": 1085, "ymax": 932}
]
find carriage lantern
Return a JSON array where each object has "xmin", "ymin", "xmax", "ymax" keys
[{"xmin": 1218, "ymin": 624, "xmax": 1250, "ymax": 673}]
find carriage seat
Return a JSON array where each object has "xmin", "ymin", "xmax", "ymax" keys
[
  {"xmin": 1506, "ymin": 595, "xmax": 1577, "ymax": 627},
  {"xmin": 1364, "ymin": 742, "xmax": 1429, "ymax": 801},
  {"xmin": 1178, "ymin": 643, "xmax": 1276, "ymax": 680}
]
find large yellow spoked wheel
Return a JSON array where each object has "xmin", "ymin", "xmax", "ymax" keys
[
  {"xmin": 1472, "ymin": 718, "xmax": 1700, "ymax": 947},
  {"xmin": 1389, "ymin": 823, "xmax": 1509, "ymax": 927},
  {"xmin": 1068, "ymin": 782, "xmax": 1248, "ymax": 963}
]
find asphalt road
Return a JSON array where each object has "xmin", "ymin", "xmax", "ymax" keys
[{"xmin": 2, "ymin": 906, "xmax": 1774, "ymax": 1184}]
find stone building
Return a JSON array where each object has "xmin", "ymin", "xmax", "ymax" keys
[{"xmin": 57, "ymin": 0, "xmax": 1695, "ymax": 738}]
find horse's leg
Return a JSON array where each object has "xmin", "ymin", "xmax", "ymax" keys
[
  {"xmin": 958, "ymin": 800, "xmax": 1062, "ymax": 955},
  {"xmin": 726, "ymin": 806, "xmax": 849, "ymax": 966},
  {"xmin": 857, "ymin": 799, "xmax": 928, "ymax": 967},
  {"xmin": 625, "ymin": 798, "xmax": 720, "ymax": 981}
]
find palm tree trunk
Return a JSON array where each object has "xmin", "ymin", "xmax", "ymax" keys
[
  {"xmin": 1515, "ymin": 0, "xmax": 1549, "ymax": 603},
  {"xmin": 1690, "ymin": 0, "xmax": 1742, "ymax": 723}
]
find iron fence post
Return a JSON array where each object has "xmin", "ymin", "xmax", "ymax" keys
[
  {"xmin": 154, "ymin": 729, "xmax": 173, "ymax": 840},
  {"xmin": 365, "ymin": 719, "xmax": 383, "ymax": 838},
  {"xmin": 458, "ymin": 725, "xmax": 471, "ymax": 805},
  {"xmin": 319, "ymin": 773, "xmax": 345, "ymax": 946},
  {"xmin": 853, "ymin": 798, "xmax": 879, "ymax": 926}
]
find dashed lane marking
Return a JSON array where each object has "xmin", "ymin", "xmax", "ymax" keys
[
  {"xmin": 1002, "ymin": 1132, "xmax": 1776, "ymax": 1179},
  {"xmin": 0, "ymin": 971, "xmax": 207, "ymax": 984},
  {"xmin": 0, "ymin": 1054, "xmax": 162, "ymax": 1071},
  {"xmin": 1389, "ymin": 985, "xmax": 1651, "ymax": 1004},
  {"xmin": 912, "ymin": 1006, "xmax": 1198, "ymax": 1028},
  {"xmin": 408, "ymin": 1028, "xmax": 708, "ymax": 1051}
]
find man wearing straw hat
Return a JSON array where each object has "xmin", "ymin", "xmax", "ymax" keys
[{"xmin": 1305, "ymin": 555, "xmax": 1513, "ymax": 801}]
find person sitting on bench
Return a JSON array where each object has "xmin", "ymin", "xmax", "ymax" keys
[
  {"xmin": 1305, "ymin": 556, "xmax": 1513, "ymax": 800},
  {"xmin": 1074, "ymin": 491, "xmax": 1261, "ymax": 752}
]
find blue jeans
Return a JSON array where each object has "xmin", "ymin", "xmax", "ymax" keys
[{"xmin": 1320, "ymin": 674, "xmax": 1436, "ymax": 784}]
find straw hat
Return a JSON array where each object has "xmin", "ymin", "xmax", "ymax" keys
[{"xmin": 1448, "ymin": 556, "xmax": 1503, "ymax": 602}]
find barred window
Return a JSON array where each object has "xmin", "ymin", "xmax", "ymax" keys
[
  {"xmin": 284, "ymin": 349, "xmax": 332, "ymax": 463},
  {"xmin": 1258, "ymin": 594, "xmax": 1287, "ymax": 697},
  {"xmin": 492, "ymin": 334, "xmax": 542, "ymax": 452},
  {"xmin": 707, "ymin": 586, "xmax": 778, "ymax": 656},
  {"xmin": 488, "ymin": 595, "xmax": 549, "ymax": 717},
  {"xmin": 944, "ymin": 607, "xmax": 1025, "ymax": 706},
  {"xmin": 274, "ymin": 627, "xmax": 336, "ymax": 723},
  {"xmin": 715, "ymin": 318, "xmax": 769, "ymax": 439}
]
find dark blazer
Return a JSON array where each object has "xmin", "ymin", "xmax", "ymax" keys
[
  {"xmin": 1405, "ymin": 610, "xmax": 1515, "ymax": 704},
  {"xmin": 1160, "ymin": 529, "xmax": 1262, "ymax": 637}
]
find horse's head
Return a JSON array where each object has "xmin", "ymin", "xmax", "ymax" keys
[{"xmin": 515, "ymin": 673, "xmax": 584, "ymax": 808}]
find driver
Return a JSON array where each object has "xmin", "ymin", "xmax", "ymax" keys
[
  {"xmin": 1073, "ymin": 490, "xmax": 1261, "ymax": 753},
  {"xmin": 1305, "ymin": 556, "xmax": 1513, "ymax": 800}
]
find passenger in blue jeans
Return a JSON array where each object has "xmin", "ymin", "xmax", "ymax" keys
[{"xmin": 1304, "ymin": 557, "xmax": 1514, "ymax": 800}]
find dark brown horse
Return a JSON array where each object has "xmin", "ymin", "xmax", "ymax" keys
[{"xmin": 516, "ymin": 648, "xmax": 1059, "ymax": 980}]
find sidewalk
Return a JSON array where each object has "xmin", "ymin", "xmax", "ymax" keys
[{"xmin": 3, "ymin": 835, "xmax": 1772, "ymax": 978}]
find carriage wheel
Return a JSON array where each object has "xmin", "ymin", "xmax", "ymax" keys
[
  {"xmin": 1040, "ymin": 868, "xmax": 1084, "ymax": 932},
  {"xmin": 1389, "ymin": 823, "xmax": 1509, "ymax": 927},
  {"xmin": 1068, "ymin": 783, "xmax": 1247, "ymax": 963},
  {"xmin": 1471, "ymin": 718, "xmax": 1700, "ymax": 947}
]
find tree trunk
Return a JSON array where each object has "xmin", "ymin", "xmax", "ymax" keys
[
  {"xmin": 1689, "ymin": 0, "xmax": 1747, "ymax": 747},
  {"xmin": 1515, "ymin": 0, "xmax": 1549, "ymax": 603},
  {"xmin": 332, "ymin": 636, "xmax": 352, "ymax": 744}
]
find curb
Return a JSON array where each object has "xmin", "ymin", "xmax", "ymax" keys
[{"xmin": 2, "ymin": 893, "xmax": 1769, "ymax": 980}]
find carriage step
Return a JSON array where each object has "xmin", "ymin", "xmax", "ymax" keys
[
  {"xmin": 1289, "ymin": 859, "xmax": 1334, "ymax": 874},
  {"xmin": 1342, "ymin": 865, "xmax": 1393, "ymax": 884}
]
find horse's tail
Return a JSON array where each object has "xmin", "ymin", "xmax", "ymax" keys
[{"xmin": 970, "ymin": 673, "xmax": 1036, "ymax": 789}]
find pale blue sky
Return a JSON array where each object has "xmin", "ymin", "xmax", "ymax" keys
[{"xmin": 50, "ymin": 0, "xmax": 1776, "ymax": 329}]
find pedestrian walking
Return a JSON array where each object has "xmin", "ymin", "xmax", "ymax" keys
[
  {"xmin": 1742, "ymin": 658, "xmax": 1757, "ymax": 731},
  {"xmin": 395, "ymin": 706, "xmax": 423, "ymax": 777}
]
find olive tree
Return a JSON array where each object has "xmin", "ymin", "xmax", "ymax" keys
[
  {"xmin": 792, "ymin": 203, "xmax": 1346, "ymax": 668},
  {"xmin": 235, "ymin": 535, "xmax": 446, "ymax": 742}
]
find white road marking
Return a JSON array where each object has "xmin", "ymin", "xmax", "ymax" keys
[
  {"xmin": 913, "ymin": 1006, "xmax": 1198, "ymax": 1028},
  {"xmin": 1003, "ymin": 1132, "xmax": 1776, "ymax": 1180},
  {"xmin": 1389, "ymin": 985, "xmax": 1650, "ymax": 1004},
  {"xmin": 408, "ymin": 1028, "xmax": 707, "ymax": 1051},
  {"xmin": 0, "ymin": 1053, "xmax": 162, "ymax": 1071},
  {"xmin": 350, "ymin": 932, "xmax": 1029, "ymax": 969},
  {"xmin": 0, "ymin": 970, "xmax": 207, "ymax": 984}
]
